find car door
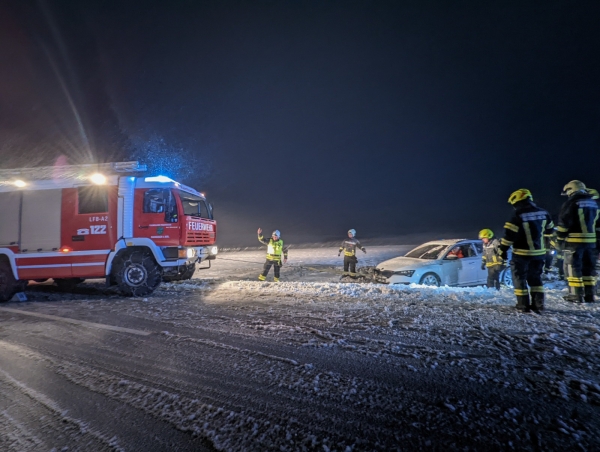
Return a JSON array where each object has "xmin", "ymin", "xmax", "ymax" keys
[
  {"xmin": 472, "ymin": 240, "xmax": 488, "ymax": 284},
  {"xmin": 440, "ymin": 244, "xmax": 474, "ymax": 286},
  {"xmin": 458, "ymin": 243, "xmax": 480, "ymax": 285}
]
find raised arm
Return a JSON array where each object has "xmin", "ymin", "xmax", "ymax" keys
[{"xmin": 257, "ymin": 228, "xmax": 269, "ymax": 246}]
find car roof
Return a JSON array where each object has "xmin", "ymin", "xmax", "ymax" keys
[{"xmin": 415, "ymin": 239, "xmax": 478, "ymax": 247}]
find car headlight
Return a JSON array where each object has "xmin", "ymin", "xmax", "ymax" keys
[
  {"xmin": 210, "ymin": 246, "xmax": 218, "ymax": 255},
  {"xmin": 394, "ymin": 270, "xmax": 415, "ymax": 277}
]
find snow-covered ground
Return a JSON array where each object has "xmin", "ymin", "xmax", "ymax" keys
[{"xmin": 1, "ymin": 246, "xmax": 599, "ymax": 451}]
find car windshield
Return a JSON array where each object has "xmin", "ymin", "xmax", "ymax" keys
[
  {"xmin": 179, "ymin": 192, "xmax": 211, "ymax": 219},
  {"xmin": 405, "ymin": 244, "xmax": 447, "ymax": 259}
]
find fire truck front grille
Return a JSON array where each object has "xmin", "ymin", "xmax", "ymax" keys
[{"xmin": 186, "ymin": 231, "xmax": 213, "ymax": 245}]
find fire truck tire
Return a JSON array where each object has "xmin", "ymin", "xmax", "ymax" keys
[
  {"xmin": 163, "ymin": 263, "xmax": 196, "ymax": 282},
  {"xmin": 0, "ymin": 261, "xmax": 18, "ymax": 302},
  {"xmin": 54, "ymin": 278, "xmax": 84, "ymax": 292},
  {"xmin": 113, "ymin": 250, "xmax": 162, "ymax": 296}
]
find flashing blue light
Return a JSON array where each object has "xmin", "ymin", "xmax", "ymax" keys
[{"xmin": 145, "ymin": 175, "xmax": 175, "ymax": 183}]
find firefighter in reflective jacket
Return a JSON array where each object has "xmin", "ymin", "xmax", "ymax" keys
[
  {"xmin": 479, "ymin": 229, "xmax": 504, "ymax": 290},
  {"xmin": 257, "ymin": 228, "xmax": 288, "ymax": 282},
  {"xmin": 499, "ymin": 189, "xmax": 554, "ymax": 312},
  {"xmin": 339, "ymin": 229, "xmax": 366, "ymax": 278},
  {"xmin": 556, "ymin": 181, "xmax": 599, "ymax": 303}
]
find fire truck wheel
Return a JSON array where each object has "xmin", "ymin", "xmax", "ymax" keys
[
  {"xmin": 54, "ymin": 278, "xmax": 84, "ymax": 292},
  {"xmin": 163, "ymin": 263, "xmax": 196, "ymax": 282},
  {"xmin": 113, "ymin": 250, "xmax": 162, "ymax": 296},
  {"xmin": 0, "ymin": 261, "xmax": 18, "ymax": 302}
]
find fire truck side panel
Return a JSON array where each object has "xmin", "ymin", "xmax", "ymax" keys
[
  {"xmin": 21, "ymin": 189, "xmax": 62, "ymax": 252},
  {"xmin": 15, "ymin": 254, "xmax": 72, "ymax": 279},
  {"xmin": 70, "ymin": 251, "xmax": 111, "ymax": 278},
  {"xmin": 60, "ymin": 186, "xmax": 118, "ymax": 252},
  {"xmin": 0, "ymin": 192, "xmax": 20, "ymax": 247},
  {"xmin": 133, "ymin": 188, "xmax": 181, "ymax": 247}
]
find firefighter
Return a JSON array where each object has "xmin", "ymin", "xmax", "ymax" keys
[
  {"xmin": 257, "ymin": 228, "xmax": 288, "ymax": 282},
  {"xmin": 498, "ymin": 189, "xmax": 554, "ymax": 312},
  {"xmin": 556, "ymin": 181, "xmax": 599, "ymax": 303},
  {"xmin": 338, "ymin": 229, "xmax": 366, "ymax": 278},
  {"xmin": 479, "ymin": 229, "xmax": 504, "ymax": 290}
]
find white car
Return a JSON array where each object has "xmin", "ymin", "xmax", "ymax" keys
[{"xmin": 374, "ymin": 239, "xmax": 512, "ymax": 287}]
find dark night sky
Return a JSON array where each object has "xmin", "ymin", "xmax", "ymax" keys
[{"xmin": 1, "ymin": 1, "xmax": 599, "ymax": 246}]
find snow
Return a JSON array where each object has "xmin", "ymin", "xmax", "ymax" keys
[{"xmin": 1, "ymin": 245, "xmax": 599, "ymax": 450}]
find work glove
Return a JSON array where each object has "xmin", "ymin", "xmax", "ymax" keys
[
  {"xmin": 338, "ymin": 252, "xmax": 341, "ymax": 257},
  {"xmin": 362, "ymin": 249, "xmax": 367, "ymax": 254},
  {"xmin": 555, "ymin": 240, "xmax": 565, "ymax": 252},
  {"xmin": 481, "ymin": 262, "xmax": 486, "ymax": 270}
]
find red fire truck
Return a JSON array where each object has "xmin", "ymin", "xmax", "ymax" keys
[{"xmin": 0, "ymin": 162, "xmax": 217, "ymax": 300}]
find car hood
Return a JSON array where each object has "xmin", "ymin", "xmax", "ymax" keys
[{"xmin": 376, "ymin": 256, "xmax": 437, "ymax": 271}]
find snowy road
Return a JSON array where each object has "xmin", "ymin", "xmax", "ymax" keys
[{"xmin": 1, "ymin": 246, "xmax": 599, "ymax": 451}]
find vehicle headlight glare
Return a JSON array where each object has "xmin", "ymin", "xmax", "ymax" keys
[{"xmin": 394, "ymin": 270, "xmax": 415, "ymax": 277}]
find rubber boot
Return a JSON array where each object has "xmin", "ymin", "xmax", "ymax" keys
[
  {"xmin": 258, "ymin": 274, "xmax": 266, "ymax": 281},
  {"xmin": 563, "ymin": 283, "xmax": 583, "ymax": 302},
  {"xmin": 584, "ymin": 285, "xmax": 595, "ymax": 303},
  {"xmin": 515, "ymin": 295, "xmax": 531, "ymax": 312},
  {"xmin": 531, "ymin": 293, "xmax": 544, "ymax": 313}
]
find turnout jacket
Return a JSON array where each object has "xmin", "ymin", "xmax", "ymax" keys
[
  {"xmin": 556, "ymin": 192, "xmax": 600, "ymax": 247},
  {"xmin": 500, "ymin": 200, "xmax": 554, "ymax": 257},
  {"xmin": 482, "ymin": 238, "xmax": 504, "ymax": 267},
  {"xmin": 339, "ymin": 237, "xmax": 365, "ymax": 257},
  {"xmin": 258, "ymin": 234, "xmax": 289, "ymax": 262}
]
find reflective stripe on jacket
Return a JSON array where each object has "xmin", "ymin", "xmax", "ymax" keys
[
  {"xmin": 557, "ymin": 192, "xmax": 599, "ymax": 245},
  {"xmin": 482, "ymin": 238, "xmax": 503, "ymax": 267},
  {"xmin": 339, "ymin": 238, "xmax": 365, "ymax": 257},
  {"xmin": 500, "ymin": 200, "xmax": 554, "ymax": 257},
  {"xmin": 258, "ymin": 234, "xmax": 289, "ymax": 261}
]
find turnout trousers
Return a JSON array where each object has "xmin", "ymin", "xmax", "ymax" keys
[
  {"xmin": 343, "ymin": 255, "xmax": 358, "ymax": 277},
  {"xmin": 486, "ymin": 265, "xmax": 503, "ymax": 290},
  {"xmin": 259, "ymin": 259, "xmax": 281, "ymax": 281},
  {"xmin": 510, "ymin": 255, "xmax": 545, "ymax": 311},
  {"xmin": 564, "ymin": 244, "xmax": 597, "ymax": 302}
]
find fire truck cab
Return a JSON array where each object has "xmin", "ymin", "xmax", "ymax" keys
[{"xmin": 0, "ymin": 162, "xmax": 217, "ymax": 300}]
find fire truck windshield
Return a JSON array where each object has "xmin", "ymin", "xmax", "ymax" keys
[{"xmin": 179, "ymin": 192, "xmax": 212, "ymax": 219}]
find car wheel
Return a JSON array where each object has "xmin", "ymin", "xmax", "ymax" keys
[
  {"xmin": 419, "ymin": 272, "xmax": 441, "ymax": 287},
  {"xmin": 112, "ymin": 250, "xmax": 162, "ymax": 296},
  {"xmin": 500, "ymin": 268, "xmax": 513, "ymax": 288}
]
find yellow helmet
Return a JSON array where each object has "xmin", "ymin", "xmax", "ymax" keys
[
  {"xmin": 562, "ymin": 180, "xmax": 586, "ymax": 196},
  {"xmin": 508, "ymin": 189, "xmax": 533, "ymax": 205},
  {"xmin": 478, "ymin": 229, "xmax": 494, "ymax": 239},
  {"xmin": 586, "ymin": 188, "xmax": 599, "ymax": 200}
]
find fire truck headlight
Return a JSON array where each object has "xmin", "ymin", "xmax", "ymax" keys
[
  {"xmin": 90, "ymin": 173, "xmax": 107, "ymax": 185},
  {"xmin": 14, "ymin": 180, "xmax": 27, "ymax": 187},
  {"xmin": 186, "ymin": 248, "xmax": 195, "ymax": 258},
  {"xmin": 210, "ymin": 246, "xmax": 218, "ymax": 255}
]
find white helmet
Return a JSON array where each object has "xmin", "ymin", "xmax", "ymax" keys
[
  {"xmin": 272, "ymin": 230, "xmax": 281, "ymax": 238},
  {"xmin": 348, "ymin": 229, "xmax": 356, "ymax": 237},
  {"xmin": 562, "ymin": 180, "xmax": 586, "ymax": 197}
]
